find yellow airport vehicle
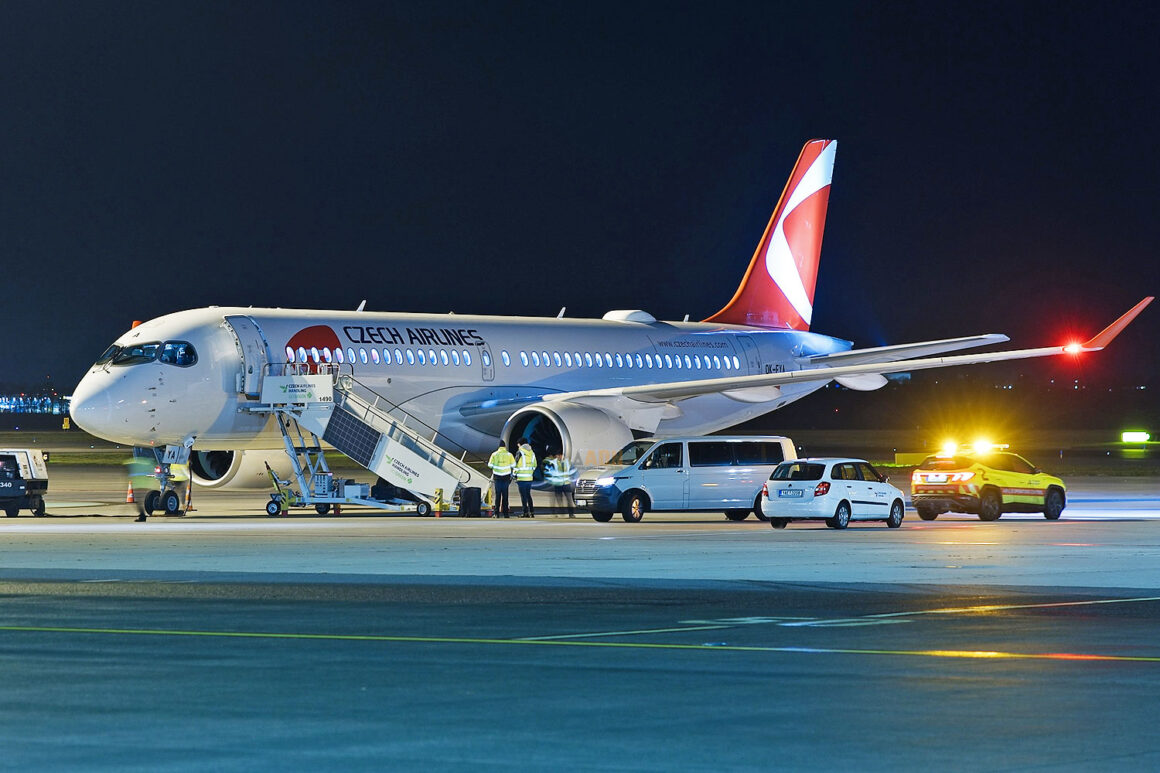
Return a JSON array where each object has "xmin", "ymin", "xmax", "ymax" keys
[{"xmin": 910, "ymin": 442, "xmax": 1066, "ymax": 521}]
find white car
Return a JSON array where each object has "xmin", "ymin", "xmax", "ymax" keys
[{"xmin": 760, "ymin": 458, "xmax": 905, "ymax": 530}]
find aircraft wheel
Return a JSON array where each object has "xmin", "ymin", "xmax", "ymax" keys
[
  {"xmin": 724, "ymin": 508, "xmax": 750, "ymax": 521},
  {"xmin": 886, "ymin": 500, "xmax": 904, "ymax": 528},
  {"xmin": 315, "ymin": 503, "xmax": 331, "ymax": 515},
  {"xmin": 591, "ymin": 511, "xmax": 614, "ymax": 522},
  {"xmin": 143, "ymin": 490, "xmax": 160, "ymax": 517},
  {"xmin": 978, "ymin": 489, "xmax": 1003, "ymax": 521},
  {"xmin": 265, "ymin": 500, "xmax": 282, "ymax": 517},
  {"xmin": 916, "ymin": 504, "xmax": 940, "ymax": 521},
  {"xmin": 416, "ymin": 501, "xmax": 433, "ymax": 517},
  {"xmin": 826, "ymin": 501, "xmax": 851, "ymax": 529},
  {"xmin": 161, "ymin": 490, "xmax": 182, "ymax": 516},
  {"xmin": 770, "ymin": 518, "xmax": 789, "ymax": 529},
  {"xmin": 620, "ymin": 491, "xmax": 647, "ymax": 523},
  {"xmin": 1043, "ymin": 488, "xmax": 1065, "ymax": 520}
]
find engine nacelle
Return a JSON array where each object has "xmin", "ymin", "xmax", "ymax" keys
[
  {"xmin": 501, "ymin": 402, "xmax": 634, "ymax": 472},
  {"xmin": 189, "ymin": 449, "xmax": 294, "ymax": 490}
]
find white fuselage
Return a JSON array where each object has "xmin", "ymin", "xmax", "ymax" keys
[{"xmin": 69, "ymin": 307, "xmax": 851, "ymax": 455}]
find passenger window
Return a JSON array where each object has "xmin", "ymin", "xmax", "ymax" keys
[
  {"xmin": 440, "ymin": 350, "xmax": 449, "ymax": 366},
  {"xmin": 451, "ymin": 350, "xmax": 460, "ymax": 366},
  {"xmin": 615, "ymin": 353, "xmax": 623, "ymax": 367},
  {"xmin": 428, "ymin": 349, "xmax": 437, "ymax": 366},
  {"xmin": 1002, "ymin": 454, "xmax": 1036, "ymax": 474},
  {"xmin": 643, "ymin": 443, "xmax": 682, "ymax": 470},
  {"xmin": 553, "ymin": 352, "xmax": 562, "ymax": 367},
  {"xmin": 520, "ymin": 351, "xmax": 529, "ymax": 366},
  {"xmin": 406, "ymin": 349, "xmax": 415, "ymax": 365},
  {"xmin": 635, "ymin": 354, "xmax": 643, "ymax": 368},
  {"xmin": 735, "ymin": 442, "xmax": 784, "ymax": 465},
  {"xmin": 689, "ymin": 442, "xmax": 733, "ymax": 467},
  {"xmin": 856, "ymin": 463, "xmax": 882, "ymax": 482},
  {"xmin": 501, "ymin": 351, "xmax": 510, "ymax": 366},
  {"xmin": 285, "ymin": 346, "xmax": 294, "ymax": 363},
  {"xmin": 395, "ymin": 349, "xmax": 403, "ymax": 364}
]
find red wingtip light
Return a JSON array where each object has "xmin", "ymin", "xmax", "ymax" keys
[{"xmin": 1064, "ymin": 342, "xmax": 1083, "ymax": 355}]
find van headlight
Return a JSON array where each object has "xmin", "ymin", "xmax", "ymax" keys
[{"xmin": 595, "ymin": 476, "xmax": 616, "ymax": 487}]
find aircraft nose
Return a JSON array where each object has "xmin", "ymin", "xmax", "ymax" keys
[{"xmin": 69, "ymin": 372, "xmax": 116, "ymax": 441}]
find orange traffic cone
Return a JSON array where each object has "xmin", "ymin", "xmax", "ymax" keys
[{"xmin": 126, "ymin": 483, "xmax": 135, "ymax": 503}]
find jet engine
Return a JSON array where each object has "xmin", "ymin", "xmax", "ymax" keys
[
  {"xmin": 501, "ymin": 403, "xmax": 634, "ymax": 473},
  {"xmin": 189, "ymin": 450, "xmax": 294, "ymax": 490}
]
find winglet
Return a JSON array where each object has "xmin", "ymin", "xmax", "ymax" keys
[{"xmin": 1081, "ymin": 296, "xmax": 1154, "ymax": 350}]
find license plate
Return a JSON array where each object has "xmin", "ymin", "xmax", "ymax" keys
[
  {"xmin": 575, "ymin": 499, "xmax": 588, "ymax": 506},
  {"xmin": 778, "ymin": 489, "xmax": 803, "ymax": 498}
]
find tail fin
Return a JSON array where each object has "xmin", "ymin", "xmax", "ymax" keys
[{"xmin": 704, "ymin": 138, "xmax": 836, "ymax": 330}]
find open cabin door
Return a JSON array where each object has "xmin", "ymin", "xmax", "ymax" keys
[{"xmin": 223, "ymin": 315, "xmax": 273, "ymax": 398}]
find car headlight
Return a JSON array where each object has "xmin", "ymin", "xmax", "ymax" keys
[{"xmin": 595, "ymin": 476, "xmax": 616, "ymax": 487}]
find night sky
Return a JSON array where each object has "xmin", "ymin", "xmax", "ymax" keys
[{"xmin": 2, "ymin": 1, "xmax": 1157, "ymax": 391}]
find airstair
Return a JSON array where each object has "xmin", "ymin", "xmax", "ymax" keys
[{"xmin": 247, "ymin": 364, "xmax": 491, "ymax": 515}]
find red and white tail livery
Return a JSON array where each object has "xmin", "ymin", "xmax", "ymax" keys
[{"xmin": 705, "ymin": 138, "xmax": 836, "ymax": 330}]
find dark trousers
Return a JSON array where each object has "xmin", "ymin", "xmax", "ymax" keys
[
  {"xmin": 553, "ymin": 484, "xmax": 574, "ymax": 517},
  {"xmin": 493, "ymin": 475, "xmax": 511, "ymax": 516},
  {"xmin": 517, "ymin": 480, "xmax": 534, "ymax": 515}
]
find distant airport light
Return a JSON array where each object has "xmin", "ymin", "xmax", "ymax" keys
[{"xmin": 1121, "ymin": 431, "xmax": 1151, "ymax": 443}]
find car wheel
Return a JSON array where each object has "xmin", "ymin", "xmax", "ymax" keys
[
  {"xmin": 162, "ymin": 490, "xmax": 182, "ymax": 516},
  {"xmin": 916, "ymin": 504, "xmax": 940, "ymax": 521},
  {"xmin": 620, "ymin": 491, "xmax": 647, "ymax": 523},
  {"xmin": 724, "ymin": 509, "xmax": 750, "ymax": 521},
  {"xmin": 753, "ymin": 494, "xmax": 771, "ymax": 522},
  {"xmin": 770, "ymin": 518, "xmax": 789, "ymax": 530},
  {"xmin": 1043, "ymin": 488, "xmax": 1065, "ymax": 520},
  {"xmin": 591, "ymin": 511, "xmax": 614, "ymax": 522},
  {"xmin": 886, "ymin": 500, "xmax": 904, "ymax": 528},
  {"xmin": 143, "ymin": 489, "xmax": 160, "ymax": 517},
  {"xmin": 827, "ymin": 501, "xmax": 851, "ymax": 530},
  {"xmin": 978, "ymin": 489, "xmax": 1002, "ymax": 521},
  {"xmin": 266, "ymin": 500, "xmax": 282, "ymax": 517},
  {"xmin": 30, "ymin": 495, "xmax": 46, "ymax": 517}
]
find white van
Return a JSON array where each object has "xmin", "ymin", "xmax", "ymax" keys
[{"xmin": 573, "ymin": 436, "xmax": 797, "ymax": 522}]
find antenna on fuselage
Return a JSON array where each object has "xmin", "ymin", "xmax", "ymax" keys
[
  {"xmin": 683, "ymin": 314, "xmax": 690, "ymax": 322},
  {"xmin": 557, "ymin": 307, "xmax": 566, "ymax": 318},
  {"xmin": 356, "ymin": 300, "xmax": 367, "ymax": 312}
]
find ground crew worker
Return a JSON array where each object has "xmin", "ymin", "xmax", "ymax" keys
[
  {"xmin": 487, "ymin": 440, "xmax": 515, "ymax": 517},
  {"xmin": 514, "ymin": 437, "xmax": 537, "ymax": 518},
  {"xmin": 545, "ymin": 449, "xmax": 576, "ymax": 518}
]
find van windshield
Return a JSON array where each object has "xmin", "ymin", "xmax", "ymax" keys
[{"xmin": 607, "ymin": 441, "xmax": 656, "ymax": 466}]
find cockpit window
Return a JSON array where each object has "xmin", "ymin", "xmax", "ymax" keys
[
  {"xmin": 112, "ymin": 342, "xmax": 161, "ymax": 366},
  {"xmin": 158, "ymin": 341, "xmax": 198, "ymax": 367},
  {"xmin": 94, "ymin": 345, "xmax": 120, "ymax": 366}
]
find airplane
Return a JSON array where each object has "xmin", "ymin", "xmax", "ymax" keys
[{"xmin": 69, "ymin": 139, "xmax": 1153, "ymax": 497}]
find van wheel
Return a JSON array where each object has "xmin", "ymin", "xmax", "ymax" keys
[
  {"xmin": 1043, "ymin": 488, "xmax": 1065, "ymax": 520},
  {"xmin": 724, "ymin": 509, "xmax": 750, "ymax": 521},
  {"xmin": 978, "ymin": 489, "xmax": 1002, "ymax": 521},
  {"xmin": 620, "ymin": 491, "xmax": 647, "ymax": 523},
  {"xmin": 753, "ymin": 494, "xmax": 771, "ymax": 522},
  {"xmin": 591, "ymin": 511, "xmax": 614, "ymax": 522},
  {"xmin": 770, "ymin": 518, "xmax": 789, "ymax": 529},
  {"xmin": 886, "ymin": 500, "xmax": 904, "ymax": 528},
  {"xmin": 161, "ymin": 490, "xmax": 182, "ymax": 516},
  {"xmin": 826, "ymin": 501, "xmax": 851, "ymax": 529},
  {"xmin": 916, "ymin": 504, "xmax": 940, "ymax": 521}
]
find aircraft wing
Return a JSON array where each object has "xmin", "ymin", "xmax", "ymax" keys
[
  {"xmin": 804, "ymin": 334, "xmax": 1010, "ymax": 366},
  {"xmin": 550, "ymin": 297, "xmax": 1153, "ymax": 407}
]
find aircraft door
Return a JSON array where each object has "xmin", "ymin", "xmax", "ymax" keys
[
  {"xmin": 223, "ymin": 315, "xmax": 273, "ymax": 398},
  {"xmin": 479, "ymin": 343, "xmax": 495, "ymax": 382},
  {"xmin": 738, "ymin": 336, "xmax": 762, "ymax": 374}
]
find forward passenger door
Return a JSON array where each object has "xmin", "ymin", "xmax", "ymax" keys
[{"xmin": 639, "ymin": 442, "xmax": 688, "ymax": 510}]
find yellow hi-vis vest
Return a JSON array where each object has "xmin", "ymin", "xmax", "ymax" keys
[
  {"xmin": 488, "ymin": 448, "xmax": 515, "ymax": 476},
  {"xmin": 546, "ymin": 457, "xmax": 574, "ymax": 486},
  {"xmin": 514, "ymin": 446, "xmax": 537, "ymax": 481}
]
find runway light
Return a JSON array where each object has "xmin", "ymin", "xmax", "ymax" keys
[{"xmin": 1121, "ymin": 431, "xmax": 1151, "ymax": 443}]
